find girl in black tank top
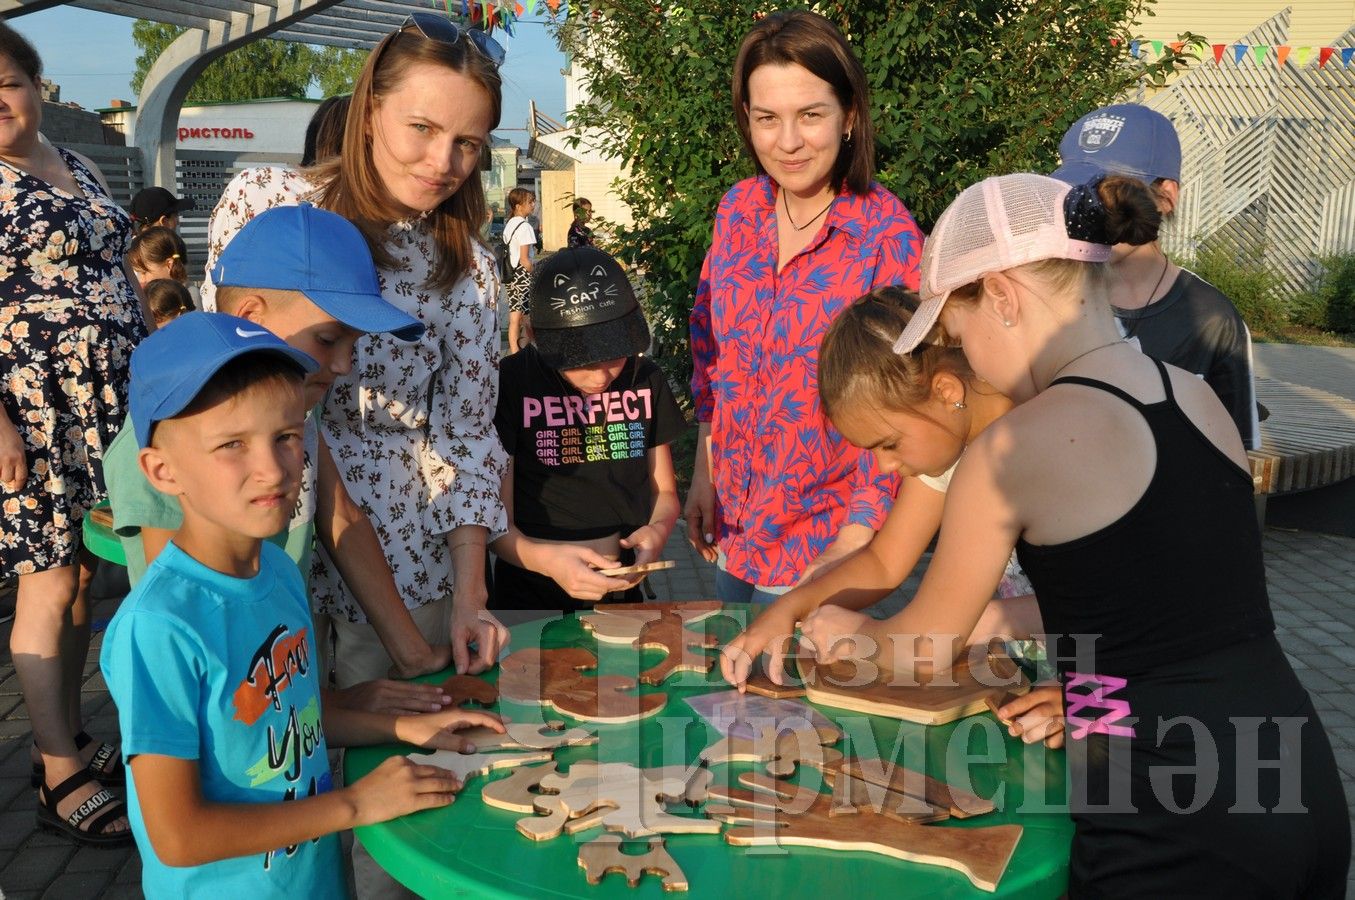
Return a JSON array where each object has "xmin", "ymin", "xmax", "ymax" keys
[{"xmin": 793, "ymin": 173, "xmax": 1349, "ymax": 897}]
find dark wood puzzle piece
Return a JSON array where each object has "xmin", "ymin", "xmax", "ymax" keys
[
  {"xmin": 841, "ymin": 757, "xmax": 994, "ymax": 818},
  {"xmin": 439, "ymin": 674, "xmax": 498, "ymax": 709},
  {"xmin": 497, "ymin": 648, "xmax": 667, "ymax": 724}
]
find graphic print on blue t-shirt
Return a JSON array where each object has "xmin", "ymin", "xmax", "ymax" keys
[{"xmin": 522, "ymin": 386, "xmax": 654, "ymax": 466}]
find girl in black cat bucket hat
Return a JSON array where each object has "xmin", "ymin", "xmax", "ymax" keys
[{"xmin": 491, "ymin": 246, "xmax": 685, "ymax": 613}]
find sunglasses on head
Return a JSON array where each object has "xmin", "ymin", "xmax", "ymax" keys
[{"xmin": 398, "ymin": 12, "xmax": 506, "ymax": 67}]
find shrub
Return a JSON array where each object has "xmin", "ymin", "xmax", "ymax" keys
[
  {"xmin": 1180, "ymin": 237, "xmax": 1286, "ymax": 335},
  {"xmin": 1307, "ymin": 254, "xmax": 1355, "ymax": 335}
]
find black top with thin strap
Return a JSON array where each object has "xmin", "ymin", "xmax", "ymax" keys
[{"xmin": 1015, "ymin": 358, "xmax": 1274, "ymax": 678}]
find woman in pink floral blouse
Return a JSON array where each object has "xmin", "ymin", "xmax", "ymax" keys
[{"xmin": 686, "ymin": 10, "xmax": 923, "ymax": 602}]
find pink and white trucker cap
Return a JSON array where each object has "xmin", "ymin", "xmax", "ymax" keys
[{"xmin": 892, "ymin": 173, "xmax": 1115, "ymax": 355}]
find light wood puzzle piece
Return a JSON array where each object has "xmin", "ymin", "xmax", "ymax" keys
[
  {"xmin": 699, "ymin": 724, "xmax": 844, "ymax": 780},
  {"xmin": 481, "ymin": 763, "xmax": 559, "ymax": 814},
  {"xmin": 89, "ymin": 506, "xmax": 115, "ymax": 528},
  {"xmin": 841, "ymin": 757, "xmax": 994, "ymax": 819},
  {"xmin": 516, "ymin": 795, "xmax": 614, "ymax": 842},
  {"xmin": 579, "ymin": 601, "xmax": 722, "ymax": 645},
  {"xmin": 457, "ymin": 721, "xmax": 598, "ymax": 753},
  {"xmin": 439, "ymin": 674, "xmax": 498, "ymax": 709},
  {"xmin": 796, "ymin": 644, "xmax": 1030, "ymax": 727},
  {"xmin": 742, "ymin": 672, "xmax": 807, "ymax": 699},
  {"xmin": 712, "ymin": 778, "xmax": 1022, "ymax": 893},
  {"xmin": 536, "ymin": 761, "xmax": 721, "ymax": 837},
  {"xmin": 497, "ymin": 648, "xmax": 667, "ymax": 723},
  {"xmin": 405, "ymin": 748, "xmax": 552, "ymax": 790},
  {"xmin": 578, "ymin": 834, "xmax": 689, "ymax": 892}
]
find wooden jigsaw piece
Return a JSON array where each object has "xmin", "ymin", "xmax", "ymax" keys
[
  {"xmin": 481, "ymin": 763, "xmax": 559, "ymax": 814},
  {"xmin": 497, "ymin": 647, "xmax": 667, "ymax": 723},
  {"xmin": 578, "ymin": 834, "xmax": 689, "ymax": 892},
  {"xmin": 535, "ymin": 761, "xmax": 721, "ymax": 837},
  {"xmin": 825, "ymin": 770, "xmax": 949, "ymax": 824},
  {"xmin": 439, "ymin": 674, "xmax": 498, "ymax": 709},
  {"xmin": 635, "ymin": 611, "xmax": 720, "ymax": 685},
  {"xmin": 405, "ymin": 748, "xmax": 552, "ymax": 790},
  {"xmin": 699, "ymin": 724, "xmax": 843, "ymax": 783},
  {"xmin": 841, "ymin": 757, "xmax": 994, "ymax": 818},
  {"xmin": 717, "ymin": 777, "xmax": 1023, "ymax": 893},
  {"xmin": 457, "ymin": 721, "xmax": 598, "ymax": 753},
  {"xmin": 742, "ymin": 672, "xmax": 807, "ymax": 699}
]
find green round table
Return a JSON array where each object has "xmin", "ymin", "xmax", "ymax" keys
[
  {"xmin": 82, "ymin": 500, "xmax": 125, "ymax": 566},
  {"xmin": 345, "ymin": 609, "xmax": 1073, "ymax": 898}
]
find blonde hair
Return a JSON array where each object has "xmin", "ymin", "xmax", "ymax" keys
[
  {"xmin": 307, "ymin": 25, "xmax": 502, "ymax": 292},
  {"xmin": 507, "ymin": 187, "xmax": 535, "ymax": 214},
  {"xmin": 819, "ymin": 286, "xmax": 976, "ymax": 419}
]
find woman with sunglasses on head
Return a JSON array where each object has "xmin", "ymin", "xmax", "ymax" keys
[
  {"xmin": 686, "ymin": 11, "xmax": 923, "ymax": 603},
  {"xmin": 203, "ymin": 15, "xmax": 511, "ymax": 897}
]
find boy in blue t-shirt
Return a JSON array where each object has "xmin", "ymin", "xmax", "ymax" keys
[{"xmin": 101, "ymin": 313, "xmax": 504, "ymax": 898}]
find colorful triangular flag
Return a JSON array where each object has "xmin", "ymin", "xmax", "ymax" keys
[
  {"xmin": 1319, "ymin": 47, "xmax": 1334, "ymax": 67},
  {"xmin": 1130, "ymin": 40, "xmax": 1141, "ymax": 59},
  {"xmin": 1296, "ymin": 46, "xmax": 1311, "ymax": 67},
  {"xmin": 1252, "ymin": 45, "xmax": 1268, "ymax": 65},
  {"xmin": 1233, "ymin": 44, "xmax": 1248, "ymax": 64},
  {"xmin": 1151, "ymin": 40, "xmax": 1164, "ymax": 56},
  {"xmin": 1110, "ymin": 37, "xmax": 1120, "ymax": 47},
  {"xmin": 1344, "ymin": 48, "xmax": 1355, "ymax": 67},
  {"xmin": 1168, "ymin": 41, "xmax": 1185, "ymax": 54},
  {"xmin": 1212, "ymin": 43, "xmax": 1226, "ymax": 64},
  {"xmin": 1276, "ymin": 46, "xmax": 1291, "ymax": 67}
]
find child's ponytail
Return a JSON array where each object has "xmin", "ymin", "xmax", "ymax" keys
[{"xmin": 819, "ymin": 286, "xmax": 976, "ymax": 420}]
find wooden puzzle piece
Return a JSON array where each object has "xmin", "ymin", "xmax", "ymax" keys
[
  {"xmin": 481, "ymin": 763, "xmax": 559, "ymax": 814},
  {"xmin": 985, "ymin": 690, "xmax": 1026, "ymax": 726},
  {"xmin": 742, "ymin": 672, "xmax": 807, "ymax": 699},
  {"xmin": 536, "ymin": 761, "xmax": 721, "ymax": 837},
  {"xmin": 649, "ymin": 765, "xmax": 713, "ymax": 806},
  {"xmin": 578, "ymin": 834, "xmax": 689, "ymax": 892},
  {"xmin": 797, "ymin": 645, "xmax": 1030, "ymax": 727},
  {"xmin": 497, "ymin": 648, "xmax": 667, "ymax": 723},
  {"xmin": 699, "ymin": 724, "xmax": 844, "ymax": 782},
  {"xmin": 825, "ymin": 770, "xmax": 949, "ymax": 824},
  {"xmin": 439, "ymin": 674, "xmax": 499, "ymax": 709},
  {"xmin": 89, "ymin": 506, "xmax": 115, "ymax": 528},
  {"xmin": 712, "ymin": 778, "xmax": 1022, "ymax": 893},
  {"xmin": 634, "ymin": 611, "xmax": 720, "ymax": 685},
  {"xmin": 580, "ymin": 601, "xmax": 722, "ymax": 645},
  {"xmin": 593, "ymin": 559, "xmax": 677, "ymax": 578},
  {"xmin": 841, "ymin": 757, "xmax": 994, "ymax": 819},
  {"xmin": 405, "ymin": 748, "xmax": 552, "ymax": 789},
  {"xmin": 457, "ymin": 721, "xmax": 598, "ymax": 753}
]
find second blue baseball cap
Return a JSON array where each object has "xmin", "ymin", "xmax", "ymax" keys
[
  {"xmin": 210, "ymin": 204, "xmax": 425, "ymax": 341},
  {"xmin": 130, "ymin": 311, "xmax": 319, "ymax": 447},
  {"xmin": 1051, "ymin": 104, "xmax": 1181, "ymax": 187}
]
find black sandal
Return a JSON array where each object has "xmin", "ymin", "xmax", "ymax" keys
[
  {"xmin": 30, "ymin": 732, "xmax": 125, "ymax": 788},
  {"xmin": 36, "ymin": 768, "xmax": 133, "ymax": 847}
]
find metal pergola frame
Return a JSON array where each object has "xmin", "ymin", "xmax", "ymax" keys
[{"xmin": 1, "ymin": 0, "xmax": 431, "ymax": 185}]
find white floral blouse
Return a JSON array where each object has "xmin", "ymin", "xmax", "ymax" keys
[{"xmin": 203, "ymin": 166, "xmax": 508, "ymax": 621}]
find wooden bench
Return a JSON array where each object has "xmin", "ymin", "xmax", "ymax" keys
[{"xmin": 1248, "ymin": 377, "xmax": 1355, "ymax": 496}]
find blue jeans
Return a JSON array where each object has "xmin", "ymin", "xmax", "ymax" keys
[{"xmin": 714, "ymin": 554, "xmax": 794, "ymax": 605}]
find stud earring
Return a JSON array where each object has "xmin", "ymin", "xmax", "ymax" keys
[
  {"xmin": 1002, "ymin": 319, "xmax": 1013, "ymax": 327},
  {"xmin": 953, "ymin": 401, "xmax": 967, "ymax": 410}
]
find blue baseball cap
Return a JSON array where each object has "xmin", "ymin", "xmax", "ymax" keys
[
  {"xmin": 129, "ymin": 311, "xmax": 319, "ymax": 447},
  {"xmin": 210, "ymin": 204, "xmax": 425, "ymax": 341},
  {"xmin": 1051, "ymin": 104, "xmax": 1181, "ymax": 187}
]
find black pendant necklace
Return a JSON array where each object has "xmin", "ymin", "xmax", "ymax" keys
[{"xmin": 782, "ymin": 189, "xmax": 835, "ymax": 231}]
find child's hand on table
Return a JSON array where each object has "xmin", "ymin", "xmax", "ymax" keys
[
  {"xmin": 334, "ymin": 679, "xmax": 457, "ymax": 716},
  {"xmin": 721, "ymin": 602, "xmax": 802, "ymax": 691},
  {"xmin": 799, "ymin": 605, "xmax": 875, "ymax": 665},
  {"xmin": 995, "ymin": 685, "xmax": 1065, "ymax": 749},
  {"xmin": 348, "ymin": 756, "xmax": 463, "ymax": 826},
  {"xmin": 394, "ymin": 707, "xmax": 505, "ymax": 753}
]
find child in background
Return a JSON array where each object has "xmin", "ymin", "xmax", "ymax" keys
[
  {"xmin": 491, "ymin": 246, "xmax": 684, "ymax": 613},
  {"xmin": 104, "ymin": 205, "xmax": 458, "ymax": 707},
  {"xmin": 503, "ymin": 187, "xmax": 537, "ymax": 353},
  {"xmin": 128, "ymin": 226, "xmax": 187, "ymax": 289},
  {"xmin": 567, "ymin": 197, "xmax": 594, "ymax": 248},
  {"xmin": 144, "ymin": 278, "xmax": 194, "ymax": 327},
  {"xmin": 129, "ymin": 186, "xmax": 192, "ymax": 232},
  {"xmin": 101, "ymin": 313, "xmax": 503, "ymax": 898},
  {"xmin": 722, "ymin": 286, "xmax": 1058, "ymax": 744}
]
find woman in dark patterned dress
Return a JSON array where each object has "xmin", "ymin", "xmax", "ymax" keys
[{"xmin": 0, "ymin": 24, "xmax": 150, "ymax": 845}]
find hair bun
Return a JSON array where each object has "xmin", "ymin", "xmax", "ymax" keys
[{"xmin": 1097, "ymin": 175, "xmax": 1161, "ymax": 246}]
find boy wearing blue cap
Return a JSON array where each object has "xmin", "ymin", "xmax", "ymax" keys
[
  {"xmin": 100, "ymin": 313, "xmax": 503, "ymax": 898},
  {"xmin": 104, "ymin": 207, "xmax": 468, "ymax": 713},
  {"xmin": 1052, "ymin": 104, "xmax": 1260, "ymax": 450}
]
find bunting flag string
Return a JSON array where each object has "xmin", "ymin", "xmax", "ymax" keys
[{"xmin": 1123, "ymin": 34, "xmax": 1354, "ymax": 69}]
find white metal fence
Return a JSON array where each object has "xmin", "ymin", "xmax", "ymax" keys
[{"xmin": 1149, "ymin": 10, "xmax": 1355, "ymax": 297}]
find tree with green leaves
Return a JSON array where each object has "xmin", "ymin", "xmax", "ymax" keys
[
  {"xmin": 556, "ymin": 1, "xmax": 1196, "ymax": 391},
  {"xmin": 131, "ymin": 21, "xmax": 366, "ymax": 102}
]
